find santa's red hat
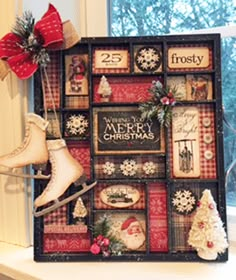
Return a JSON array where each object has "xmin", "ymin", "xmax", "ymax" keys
[{"xmin": 121, "ymin": 216, "xmax": 137, "ymax": 230}]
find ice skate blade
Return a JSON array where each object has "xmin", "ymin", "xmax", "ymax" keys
[
  {"xmin": 0, "ymin": 166, "xmax": 50, "ymax": 180},
  {"xmin": 33, "ymin": 181, "xmax": 97, "ymax": 217}
]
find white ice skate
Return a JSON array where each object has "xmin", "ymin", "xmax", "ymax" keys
[
  {"xmin": 33, "ymin": 139, "xmax": 96, "ymax": 217},
  {"xmin": 0, "ymin": 113, "xmax": 50, "ymax": 179}
]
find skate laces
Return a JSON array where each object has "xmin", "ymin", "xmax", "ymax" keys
[
  {"xmin": 40, "ymin": 66, "xmax": 62, "ymax": 139},
  {"xmin": 8, "ymin": 125, "xmax": 30, "ymax": 156}
]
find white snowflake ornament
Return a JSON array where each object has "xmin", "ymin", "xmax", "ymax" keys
[
  {"xmin": 135, "ymin": 46, "xmax": 161, "ymax": 72},
  {"xmin": 102, "ymin": 162, "xmax": 115, "ymax": 175},
  {"xmin": 120, "ymin": 159, "xmax": 138, "ymax": 176},
  {"xmin": 66, "ymin": 114, "xmax": 88, "ymax": 136},
  {"xmin": 172, "ymin": 189, "xmax": 197, "ymax": 215},
  {"xmin": 143, "ymin": 161, "xmax": 156, "ymax": 175}
]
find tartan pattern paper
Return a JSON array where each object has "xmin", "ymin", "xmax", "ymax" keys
[
  {"xmin": 67, "ymin": 142, "xmax": 91, "ymax": 179},
  {"xmin": 167, "ymin": 44, "xmax": 213, "ymax": 72},
  {"xmin": 93, "ymin": 76, "xmax": 155, "ymax": 103},
  {"xmin": 44, "ymin": 232, "xmax": 90, "ymax": 253},
  {"xmin": 44, "ymin": 52, "xmax": 61, "ymax": 109},
  {"xmin": 65, "ymin": 96, "xmax": 89, "ymax": 109},
  {"xmin": 44, "ymin": 205, "xmax": 67, "ymax": 225},
  {"xmin": 169, "ymin": 104, "xmax": 217, "ymax": 179},
  {"xmin": 148, "ymin": 183, "xmax": 168, "ymax": 252},
  {"xmin": 92, "ymin": 47, "xmax": 130, "ymax": 74},
  {"xmin": 94, "ymin": 155, "xmax": 166, "ymax": 180},
  {"xmin": 94, "ymin": 183, "xmax": 145, "ymax": 210},
  {"xmin": 199, "ymin": 105, "xmax": 217, "ymax": 178},
  {"xmin": 171, "ymin": 182, "xmax": 217, "ymax": 252}
]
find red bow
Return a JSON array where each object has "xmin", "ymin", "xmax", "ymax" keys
[{"xmin": 0, "ymin": 4, "xmax": 63, "ymax": 79}]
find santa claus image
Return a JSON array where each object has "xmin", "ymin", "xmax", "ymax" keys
[{"xmin": 120, "ymin": 216, "xmax": 146, "ymax": 250}]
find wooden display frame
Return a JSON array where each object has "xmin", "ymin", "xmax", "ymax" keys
[{"xmin": 33, "ymin": 34, "xmax": 228, "ymax": 262}]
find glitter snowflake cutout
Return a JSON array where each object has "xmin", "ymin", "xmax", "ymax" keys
[
  {"xmin": 120, "ymin": 159, "xmax": 138, "ymax": 176},
  {"xmin": 143, "ymin": 161, "xmax": 156, "ymax": 175},
  {"xmin": 135, "ymin": 46, "xmax": 161, "ymax": 72},
  {"xmin": 102, "ymin": 162, "xmax": 115, "ymax": 176},
  {"xmin": 66, "ymin": 114, "xmax": 88, "ymax": 136},
  {"xmin": 172, "ymin": 189, "xmax": 197, "ymax": 215}
]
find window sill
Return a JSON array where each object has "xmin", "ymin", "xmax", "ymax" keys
[{"xmin": 0, "ymin": 242, "xmax": 236, "ymax": 280}]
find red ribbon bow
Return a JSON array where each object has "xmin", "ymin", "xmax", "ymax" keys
[{"xmin": 0, "ymin": 4, "xmax": 63, "ymax": 79}]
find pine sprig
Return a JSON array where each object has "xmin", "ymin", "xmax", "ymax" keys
[
  {"xmin": 139, "ymin": 80, "xmax": 176, "ymax": 127},
  {"xmin": 94, "ymin": 216, "xmax": 110, "ymax": 237},
  {"xmin": 12, "ymin": 11, "xmax": 35, "ymax": 39},
  {"xmin": 90, "ymin": 215, "xmax": 125, "ymax": 256},
  {"xmin": 11, "ymin": 11, "xmax": 50, "ymax": 67}
]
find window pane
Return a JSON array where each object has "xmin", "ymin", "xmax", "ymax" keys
[
  {"xmin": 110, "ymin": 0, "xmax": 236, "ymax": 206},
  {"xmin": 222, "ymin": 37, "xmax": 236, "ymax": 207},
  {"xmin": 110, "ymin": 0, "xmax": 236, "ymax": 36}
]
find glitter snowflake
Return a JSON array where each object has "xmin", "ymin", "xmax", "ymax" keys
[
  {"xmin": 102, "ymin": 162, "xmax": 115, "ymax": 176},
  {"xmin": 143, "ymin": 161, "xmax": 156, "ymax": 175},
  {"xmin": 172, "ymin": 189, "xmax": 197, "ymax": 215},
  {"xmin": 120, "ymin": 159, "xmax": 138, "ymax": 176},
  {"xmin": 66, "ymin": 114, "xmax": 88, "ymax": 136},
  {"xmin": 135, "ymin": 47, "xmax": 161, "ymax": 72}
]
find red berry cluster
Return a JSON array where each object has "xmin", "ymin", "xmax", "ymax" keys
[
  {"xmin": 90, "ymin": 234, "xmax": 110, "ymax": 257},
  {"xmin": 160, "ymin": 92, "xmax": 176, "ymax": 106}
]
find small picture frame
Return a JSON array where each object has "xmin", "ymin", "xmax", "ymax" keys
[
  {"xmin": 186, "ymin": 74, "xmax": 213, "ymax": 101},
  {"xmin": 65, "ymin": 54, "xmax": 88, "ymax": 96}
]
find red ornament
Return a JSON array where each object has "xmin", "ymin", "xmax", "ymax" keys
[
  {"xmin": 207, "ymin": 241, "xmax": 214, "ymax": 248},
  {"xmin": 208, "ymin": 203, "xmax": 214, "ymax": 210},
  {"xmin": 0, "ymin": 4, "xmax": 63, "ymax": 79},
  {"xmin": 197, "ymin": 201, "xmax": 201, "ymax": 207},
  {"xmin": 198, "ymin": 221, "xmax": 205, "ymax": 229},
  {"xmin": 90, "ymin": 243, "xmax": 101, "ymax": 255},
  {"xmin": 103, "ymin": 237, "xmax": 110, "ymax": 247}
]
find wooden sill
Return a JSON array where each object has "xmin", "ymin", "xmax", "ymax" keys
[{"xmin": 0, "ymin": 242, "xmax": 236, "ymax": 280}]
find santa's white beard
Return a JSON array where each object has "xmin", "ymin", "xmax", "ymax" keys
[{"xmin": 120, "ymin": 230, "xmax": 145, "ymax": 250}]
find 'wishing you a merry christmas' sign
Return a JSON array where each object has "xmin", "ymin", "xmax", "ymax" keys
[{"xmin": 93, "ymin": 106, "xmax": 164, "ymax": 154}]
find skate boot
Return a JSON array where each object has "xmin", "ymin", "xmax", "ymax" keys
[
  {"xmin": 34, "ymin": 139, "xmax": 96, "ymax": 217},
  {"xmin": 0, "ymin": 113, "xmax": 50, "ymax": 179}
]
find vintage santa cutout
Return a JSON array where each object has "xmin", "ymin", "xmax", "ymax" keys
[
  {"xmin": 120, "ymin": 216, "xmax": 146, "ymax": 250},
  {"xmin": 172, "ymin": 106, "xmax": 200, "ymax": 178}
]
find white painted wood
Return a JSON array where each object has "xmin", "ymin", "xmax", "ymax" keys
[{"xmin": 0, "ymin": 0, "xmax": 31, "ymax": 247}]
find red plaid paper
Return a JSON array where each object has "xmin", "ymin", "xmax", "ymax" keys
[
  {"xmin": 149, "ymin": 183, "xmax": 168, "ymax": 252},
  {"xmin": 93, "ymin": 76, "xmax": 155, "ymax": 103},
  {"xmin": 199, "ymin": 105, "xmax": 217, "ymax": 178},
  {"xmin": 67, "ymin": 142, "xmax": 91, "ymax": 179},
  {"xmin": 92, "ymin": 47, "xmax": 130, "ymax": 74},
  {"xmin": 44, "ymin": 52, "xmax": 61, "ymax": 109},
  {"xmin": 167, "ymin": 44, "xmax": 213, "ymax": 72},
  {"xmin": 44, "ymin": 205, "xmax": 67, "ymax": 225},
  {"xmin": 94, "ymin": 183, "xmax": 145, "ymax": 210},
  {"xmin": 44, "ymin": 232, "xmax": 90, "ymax": 253},
  {"xmin": 169, "ymin": 104, "xmax": 217, "ymax": 179}
]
